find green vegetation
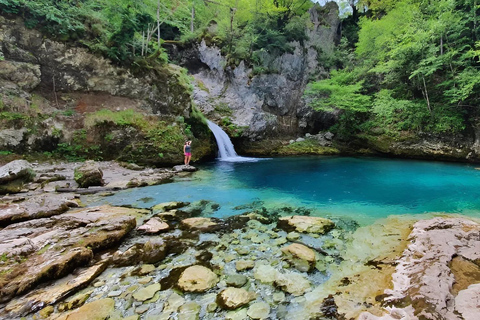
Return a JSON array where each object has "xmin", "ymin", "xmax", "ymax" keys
[
  {"xmin": 305, "ymin": 0, "xmax": 480, "ymax": 140},
  {"xmin": 84, "ymin": 109, "xmax": 148, "ymax": 129},
  {"xmin": 276, "ymin": 139, "xmax": 340, "ymax": 155},
  {"xmin": 0, "ymin": 0, "xmax": 313, "ymax": 69}
]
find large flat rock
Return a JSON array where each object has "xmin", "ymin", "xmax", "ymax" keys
[
  {"xmin": 360, "ymin": 217, "xmax": 480, "ymax": 320},
  {"xmin": 0, "ymin": 206, "xmax": 137, "ymax": 304},
  {"xmin": 0, "ymin": 193, "xmax": 79, "ymax": 227},
  {"xmin": 4, "ymin": 263, "xmax": 107, "ymax": 317}
]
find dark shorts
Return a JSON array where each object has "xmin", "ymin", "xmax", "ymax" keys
[{"xmin": 184, "ymin": 152, "xmax": 191, "ymax": 156}]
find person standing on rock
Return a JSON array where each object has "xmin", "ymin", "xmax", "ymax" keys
[{"xmin": 184, "ymin": 141, "xmax": 192, "ymax": 166}]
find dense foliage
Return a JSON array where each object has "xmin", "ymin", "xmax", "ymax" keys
[
  {"xmin": 0, "ymin": 0, "xmax": 313, "ymax": 66},
  {"xmin": 306, "ymin": 0, "xmax": 480, "ymax": 139}
]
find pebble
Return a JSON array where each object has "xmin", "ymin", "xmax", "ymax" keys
[
  {"xmin": 287, "ymin": 232, "xmax": 301, "ymax": 241},
  {"xmin": 225, "ymin": 274, "xmax": 248, "ymax": 287},
  {"xmin": 247, "ymin": 302, "xmax": 271, "ymax": 319},
  {"xmin": 135, "ymin": 304, "xmax": 150, "ymax": 314},
  {"xmin": 138, "ymin": 276, "xmax": 153, "ymax": 284},
  {"xmin": 107, "ymin": 290, "xmax": 122, "ymax": 297},
  {"xmin": 236, "ymin": 260, "xmax": 255, "ymax": 271}
]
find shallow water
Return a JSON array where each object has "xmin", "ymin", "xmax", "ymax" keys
[{"xmin": 90, "ymin": 156, "xmax": 480, "ymax": 224}]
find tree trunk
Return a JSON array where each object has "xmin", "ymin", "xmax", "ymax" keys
[
  {"xmin": 191, "ymin": 2, "xmax": 195, "ymax": 33},
  {"xmin": 422, "ymin": 75, "xmax": 432, "ymax": 114},
  {"xmin": 157, "ymin": 1, "xmax": 161, "ymax": 47}
]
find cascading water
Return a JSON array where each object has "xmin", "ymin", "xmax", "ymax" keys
[{"xmin": 207, "ymin": 120, "xmax": 258, "ymax": 162}]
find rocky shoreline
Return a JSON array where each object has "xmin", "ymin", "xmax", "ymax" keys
[{"xmin": 1, "ymin": 160, "xmax": 480, "ymax": 320}]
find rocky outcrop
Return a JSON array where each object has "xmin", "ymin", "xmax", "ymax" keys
[
  {"xmin": 0, "ymin": 16, "xmax": 212, "ymax": 165},
  {"xmin": 4, "ymin": 263, "xmax": 107, "ymax": 317},
  {"xmin": 0, "ymin": 193, "xmax": 79, "ymax": 227},
  {"xmin": 169, "ymin": 2, "xmax": 341, "ymax": 143},
  {"xmin": 0, "ymin": 206, "xmax": 137, "ymax": 305},
  {"xmin": 359, "ymin": 217, "xmax": 480, "ymax": 320}
]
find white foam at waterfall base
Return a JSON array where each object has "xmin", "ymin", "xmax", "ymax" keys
[{"xmin": 207, "ymin": 120, "xmax": 261, "ymax": 162}]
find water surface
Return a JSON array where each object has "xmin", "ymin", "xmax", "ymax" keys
[{"xmin": 90, "ymin": 157, "xmax": 480, "ymax": 225}]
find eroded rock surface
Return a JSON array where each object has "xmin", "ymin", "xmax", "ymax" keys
[
  {"xmin": 0, "ymin": 193, "xmax": 79, "ymax": 227},
  {"xmin": 0, "ymin": 205, "xmax": 137, "ymax": 304},
  {"xmin": 360, "ymin": 217, "xmax": 480, "ymax": 320}
]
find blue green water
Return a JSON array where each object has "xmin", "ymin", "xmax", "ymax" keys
[{"xmin": 92, "ymin": 157, "xmax": 480, "ymax": 224}]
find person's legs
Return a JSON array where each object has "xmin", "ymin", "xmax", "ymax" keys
[
  {"xmin": 187, "ymin": 155, "xmax": 191, "ymax": 165},
  {"xmin": 184, "ymin": 154, "xmax": 188, "ymax": 165}
]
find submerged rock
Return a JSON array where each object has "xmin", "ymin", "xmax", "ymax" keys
[
  {"xmin": 217, "ymin": 287, "xmax": 256, "ymax": 310},
  {"xmin": 178, "ymin": 301, "xmax": 201, "ymax": 320},
  {"xmin": 111, "ymin": 239, "xmax": 167, "ymax": 267},
  {"xmin": 281, "ymin": 243, "xmax": 317, "ymax": 272},
  {"xmin": 152, "ymin": 201, "xmax": 190, "ymax": 214},
  {"xmin": 177, "ymin": 265, "xmax": 219, "ymax": 293},
  {"xmin": 277, "ymin": 215, "xmax": 335, "ymax": 234},
  {"xmin": 133, "ymin": 283, "xmax": 161, "ymax": 302},
  {"xmin": 247, "ymin": 302, "xmax": 270, "ymax": 319},
  {"xmin": 74, "ymin": 161, "xmax": 104, "ymax": 188},
  {"xmin": 180, "ymin": 217, "xmax": 220, "ymax": 232},
  {"xmin": 55, "ymin": 298, "xmax": 115, "ymax": 320},
  {"xmin": 275, "ymin": 271, "xmax": 311, "ymax": 296}
]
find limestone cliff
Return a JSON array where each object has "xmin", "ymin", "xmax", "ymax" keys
[
  {"xmin": 0, "ymin": 16, "xmax": 212, "ymax": 165},
  {"xmin": 168, "ymin": 2, "xmax": 341, "ymax": 151}
]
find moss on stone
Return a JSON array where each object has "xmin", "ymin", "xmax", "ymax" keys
[{"xmin": 275, "ymin": 140, "xmax": 340, "ymax": 155}]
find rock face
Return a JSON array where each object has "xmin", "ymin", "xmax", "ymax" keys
[
  {"xmin": 277, "ymin": 215, "xmax": 335, "ymax": 234},
  {"xmin": 0, "ymin": 160, "xmax": 35, "ymax": 194},
  {"xmin": 0, "ymin": 205, "xmax": 137, "ymax": 304},
  {"xmin": 168, "ymin": 2, "xmax": 341, "ymax": 143},
  {"xmin": 0, "ymin": 16, "xmax": 210, "ymax": 165},
  {"xmin": 74, "ymin": 161, "xmax": 104, "ymax": 188},
  {"xmin": 177, "ymin": 265, "xmax": 219, "ymax": 293},
  {"xmin": 359, "ymin": 217, "xmax": 480, "ymax": 320}
]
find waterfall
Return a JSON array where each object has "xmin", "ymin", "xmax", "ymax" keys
[{"xmin": 207, "ymin": 120, "xmax": 258, "ymax": 162}]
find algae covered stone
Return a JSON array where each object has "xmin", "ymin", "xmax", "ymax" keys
[
  {"xmin": 178, "ymin": 265, "xmax": 219, "ymax": 292},
  {"xmin": 56, "ymin": 298, "xmax": 115, "ymax": 320},
  {"xmin": 180, "ymin": 217, "xmax": 219, "ymax": 232},
  {"xmin": 278, "ymin": 215, "xmax": 335, "ymax": 234},
  {"xmin": 74, "ymin": 161, "xmax": 104, "ymax": 188},
  {"xmin": 247, "ymin": 302, "xmax": 270, "ymax": 319},
  {"xmin": 281, "ymin": 243, "xmax": 317, "ymax": 272},
  {"xmin": 133, "ymin": 283, "xmax": 161, "ymax": 301},
  {"xmin": 217, "ymin": 287, "xmax": 256, "ymax": 310}
]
